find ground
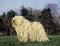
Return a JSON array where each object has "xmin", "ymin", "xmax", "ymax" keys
[{"xmin": 0, "ymin": 35, "xmax": 60, "ymax": 46}]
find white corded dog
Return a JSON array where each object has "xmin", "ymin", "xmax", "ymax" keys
[{"xmin": 12, "ymin": 16, "xmax": 49, "ymax": 42}]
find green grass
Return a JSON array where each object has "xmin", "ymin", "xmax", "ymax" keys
[{"xmin": 0, "ymin": 35, "xmax": 60, "ymax": 46}]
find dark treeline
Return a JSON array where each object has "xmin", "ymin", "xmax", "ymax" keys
[
  {"xmin": 0, "ymin": 5, "xmax": 60, "ymax": 36},
  {"xmin": 0, "ymin": 10, "xmax": 17, "ymax": 36}
]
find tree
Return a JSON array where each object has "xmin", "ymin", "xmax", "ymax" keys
[
  {"xmin": 25, "ymin": 8, "xmax": 34, "ymax": 21},
  {"xmin": 45, "ymin": 4, "xmax": 58, "ymax": 19},
  {"xmin": 1, "ymin": 12, "xmax": 6, "ymax": 18},
  {"xmin": 3, "ymin": 10, "xmax": 17, "ymax": 35},
  {"xmin": 21, "ymin": 6, "xmax": 34, "ymax": 21},
  {"xmin": 6, "ymin": 10, "xmax": 16, "ymax": 21},
  {"xmin": 25, "ymin": 12, "xmax": 33, "ymax": 22},
  {"xmin": 21, "ymin": 6, "xmax": 28, "ymax": 16},
  {"xmin": 38, "ymin": 8, "xmax": 56, "ymax": 34}
]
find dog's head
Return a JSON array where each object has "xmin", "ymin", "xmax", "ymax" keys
[{"xmin": 12, "ymin": 16, "xmax": 24, "ymax": 28}]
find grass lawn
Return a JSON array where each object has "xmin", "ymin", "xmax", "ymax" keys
[{"xmin": 0, "ymin": 35, "xmax": 60, "ymax": 46}]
